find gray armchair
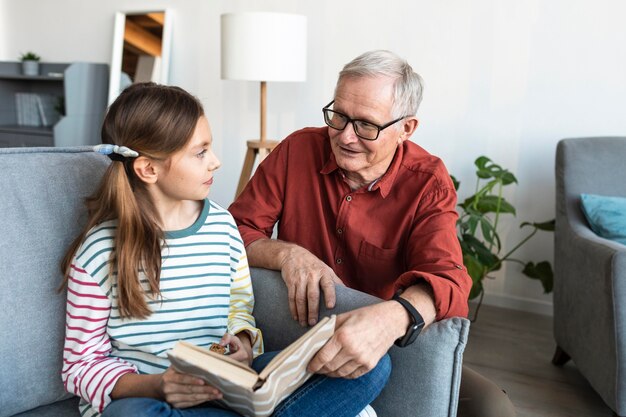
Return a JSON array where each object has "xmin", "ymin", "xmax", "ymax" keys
[{"xmin": 554, "ymin": 137, "xmax": 626, "ymax": 416}]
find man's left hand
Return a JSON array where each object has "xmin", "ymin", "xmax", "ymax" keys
[{"xmin": 307, "ymin": 302, "xmax": 405, "ymax": 378}]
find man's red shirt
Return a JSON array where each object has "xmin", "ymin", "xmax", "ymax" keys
[{"xmin": 229, "ymin": 127, "xmax": 471, "ymax": 320}]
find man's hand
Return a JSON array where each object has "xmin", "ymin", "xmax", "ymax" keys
[
  {"xmin": 279, "ymin": 245, "xmax": 344, "ymax": 326},
  {"xmin": 307, "ymin": 284, "xmax": 436, "ymax": 379},
  {"xmin": 307, "ymin": 302, "xmax": 406, "ymax": 378},
  {"xmin": 244, "ymin": 238, "xmax": 344, "ymax": 327}
]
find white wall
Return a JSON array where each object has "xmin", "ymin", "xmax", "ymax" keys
[{"xmin": 2, "ymin": 0, "xmax": 626, "ymax": 314}]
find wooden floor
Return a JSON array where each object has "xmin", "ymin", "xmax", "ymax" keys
[{"xmin": 464, "ymin": 304, "xmax": 613, "ymax": 417}]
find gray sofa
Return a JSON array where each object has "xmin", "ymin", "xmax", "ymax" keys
[
  {"xmin": 0, "ymin": 146, "xmax": 469, "ymax": 417},
  {"xmin": 554, "ymin": 137, "xmax": 626, "ymax": 416}
]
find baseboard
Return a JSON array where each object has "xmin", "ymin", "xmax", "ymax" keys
[{"xmin": 471, "ymin": 292, "xmax": 554, "ymax": 316}]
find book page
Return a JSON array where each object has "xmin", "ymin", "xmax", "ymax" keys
[
  {"xmin": 258, "ymin": 315, "xmax": 335, "ymax": 380},
  {"xmin": 179, "ymin": 341, "xmax": 254, "ymax": 372},
  {"xmin": 168, "ymin": 341, "xmax": 260, "ymax": 389}
]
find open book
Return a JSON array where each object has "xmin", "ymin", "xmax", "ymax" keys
[{"xmin": 167, "ymin": 315, "xmax": 336, "ymax": 417}]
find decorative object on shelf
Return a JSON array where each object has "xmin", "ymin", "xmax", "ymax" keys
[
  {"xmin": 221, "ymin": 12, "xmax": 307, "ymax": 197},
  {"xmin": 19, "ymin": 51, "xmax": 41, "ymax": 76},
  {"xmin": 452, "ymin": 156, "xmax": 554, "ymax": 319}
]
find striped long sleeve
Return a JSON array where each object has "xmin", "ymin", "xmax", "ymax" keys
[
  {"xmin": 228, "ymin": 252, "xmax": 263, "ymax": 357},
  {"xmin": 61, "ymin": 264, "xmax": 137, "ymax": 413}
]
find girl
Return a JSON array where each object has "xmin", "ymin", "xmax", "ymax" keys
[{"xmin": 61, "ymin": 83, "xmax": 390, "ymax": 417}]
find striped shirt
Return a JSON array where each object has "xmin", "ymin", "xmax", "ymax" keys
[{"xmin": 61, "ymin": 200, "xmax": 263, "ymax": 416}]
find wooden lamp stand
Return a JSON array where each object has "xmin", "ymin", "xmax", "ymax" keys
[{"xmin": 235, "ymin": 81, "xmax": 279, "ymax": 197}]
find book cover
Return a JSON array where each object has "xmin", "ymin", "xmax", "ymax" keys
[
  {"xmin": 15, "ymin": 93, "xmax": 42, "ymax": 127},
  {"xmin": 35, "ymin": 94, "xmax": 60, "ymax": 127},
  {"xmin": 167, "ymin": 315, "xmax": 336, "ymax": 417}
]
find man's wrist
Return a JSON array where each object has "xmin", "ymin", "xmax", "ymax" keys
[
  {"xmin": 277, "ymin": 241, "xmax": 296, "ymax": 269},
  {"xmin": 247, "ymin": 238, "xmax": 293, "ymax": 271},
  {"xmin": 388, "ymin": 299, "xmax": 412, "ymax": 340},
  {"xmin": 391, "ymin": 294, "xmax": 425, "ymax": 347}
]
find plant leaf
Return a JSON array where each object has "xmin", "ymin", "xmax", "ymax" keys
[
  {"xmin": 479, "ymin": 218, "xmax": 501, "ymax": 251},
  {"xmin": 467, "ymin": 214, "xmax": 480, "ymax": 235},
  {"xmin": 463, "ymin": 253, "xmax": 483, "ymax": 282},
  {"xmin": 500, "ymin": 172, "xmax": 518, "ymax": 185},
  {"xmin": 450, "ymin": 175, "xmax": 460, "ymax": 191},
  {"xmin": 476, "ymin": 169, "xmax": 492, "ymax": 179},
  {"xmin": 464, "ymin": 195, "xmax": 516, "ymax": 215},
  {"xmin": 463, "ymin": 254, "xmax": 486, "ymax": 300},
  {"xmin": 460, "ymin": 234, "xmax": 500, "ymax": 268},
  {"xmin": 475, "ymin": 156, "xmax": 495, "ymax": 179},
  {"xmin": 522, "ymin": 261, "xmax": 554, "ymax": 293},
  {"xmin": 520, "ymin": 219, "xmax": 555, "ymax": 231},
  {"xmin": 474, "ymin": 156, "xmax": 491, "ymax": 170},
  {"xmin": 468, "ymin": 279, "xmax": 484, "ymax": 300}
]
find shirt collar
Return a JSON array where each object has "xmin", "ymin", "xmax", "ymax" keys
[{"xmin": 319, "ymin": 142, "xmax": 405, "ymax": 199}]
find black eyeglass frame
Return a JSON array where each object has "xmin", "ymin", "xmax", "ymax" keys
[{"xmin": 322, "ymin": 100, "xmax": 408, "ymax": 141}]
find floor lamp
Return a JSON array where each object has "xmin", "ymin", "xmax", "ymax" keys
[{"xmin": 221, "ymin": 12, "xmax": 307, "ymax": 197}]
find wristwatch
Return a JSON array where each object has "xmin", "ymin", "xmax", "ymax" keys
[{"xmin": 392, "ymin": 293, "xmax": 425, "ymax": 347}]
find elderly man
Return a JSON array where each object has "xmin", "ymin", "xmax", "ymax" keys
[{"xmin": 229, "ymin": 50, "xmax": 515, "ymax": 417}]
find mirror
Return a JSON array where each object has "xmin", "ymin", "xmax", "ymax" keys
[{"xmin": 108, "ymin": 10, "xmax": 172, "ymax": 105}]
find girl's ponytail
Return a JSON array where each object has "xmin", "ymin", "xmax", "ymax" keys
[{"xmin": 108, "ymin": 162, "xmax": 162, "ymax": 319}]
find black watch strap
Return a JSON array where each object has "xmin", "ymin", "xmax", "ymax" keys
[{"xmin": 392, "ymin": 293, "xmax": 425, "ymax": 347}]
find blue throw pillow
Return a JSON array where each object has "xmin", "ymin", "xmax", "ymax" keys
[{"xmin": 580, "ymin": 193, "xmax": 626, "ymax": 245}]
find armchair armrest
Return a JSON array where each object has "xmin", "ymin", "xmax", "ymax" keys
[
  {"xmin": 554, "ymin": 215, "xmax": 626, "ymax": 409},
  {"xmin": 250, "ymin": 267, "xmax": 469, "ymax": 417}
]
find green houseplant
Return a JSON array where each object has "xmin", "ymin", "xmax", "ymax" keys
[
  {"xmin": 19, "ymin": 51, "xmax": 41, "ymax": 76},
  {"xmin": 452, "ymin": 156, "xmax": 554, "ymax": 314}
]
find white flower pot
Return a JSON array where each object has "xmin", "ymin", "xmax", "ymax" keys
[{"xmin": 22, "ymin": 60, "xmax": 39, "ymax": 76}]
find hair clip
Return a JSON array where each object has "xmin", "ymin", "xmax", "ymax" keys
[{"xmin": 93, "ymin": 144, "xmax": 139, "ymax": 162}]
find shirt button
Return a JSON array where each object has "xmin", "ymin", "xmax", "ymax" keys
[
  {"xmin": 337, "ymin": 228, "xmax": 343, "ymax": 235},
  {"xmin": 346, "ymin": 195, "xmax": 352, "ymax": 202},
  {"xmin": 336, "ymin": 258, "xmax": 343, "ymax": 264}
]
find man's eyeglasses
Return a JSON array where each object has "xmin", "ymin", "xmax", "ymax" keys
[{"xmin": 322, "ymin": 100, "xmax": 407, "ymax": 141}]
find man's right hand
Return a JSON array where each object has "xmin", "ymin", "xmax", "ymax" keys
[
  {"xmin": 279, "ymin": 245, "xmax": 344, "ymax": 326},
  {"xmin": 245, "ymin": 239, "xmax": 344, "ymax": 326}
]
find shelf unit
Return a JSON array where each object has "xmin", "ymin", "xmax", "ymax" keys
[{"xmin": 0, "ymin": 61, "xmax": 109, "ymax": 147}]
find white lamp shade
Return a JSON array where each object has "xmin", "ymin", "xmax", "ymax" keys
[{"xmin": 221, "ymin": 12, "xmax": 307, "ymax": 82}]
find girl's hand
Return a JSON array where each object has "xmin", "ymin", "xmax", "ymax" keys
[
  {"xmin": 158, "ymin": 367, "xmax": 222, "ymax": 408},
  {"xmin": 219, "ymin": 332, "xmax": 253, "ymax": 366}
]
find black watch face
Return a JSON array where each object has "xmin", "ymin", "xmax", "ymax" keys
[
  {"xmin": 396, "ymin": 323, "xmax": 420, "ymax": 347},
  {"xmin": 406, "ymin": 323, "xmax": 420, "ymax": 345}
]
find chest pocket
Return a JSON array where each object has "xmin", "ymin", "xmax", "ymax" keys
[{"xmin": 356, "ymin": 240, "xmax": 403, "ymax": 295}]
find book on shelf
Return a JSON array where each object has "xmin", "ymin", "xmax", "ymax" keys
[
  {"xmin": 167, "ymin": 315, "xmax": 336, "ymax": 417},
  {"xmin": 15, "ymin": 93, "xmax": 60, "ymax": 127},
  {"xmin": 35, "ymin": 94, "xmax": 60, "ymax": 127},
  {"xmin": 15, "ymin": 93, "xmax": 40, "ymax": 127}
]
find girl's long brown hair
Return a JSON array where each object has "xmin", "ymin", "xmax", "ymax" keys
[{"xmin": 60, "ymin": 83, "xmax": 204, "ymax": 319}]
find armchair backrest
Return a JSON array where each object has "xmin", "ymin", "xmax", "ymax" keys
[{"xmin": 556, "ymin": 137, "xmax": 626, "ymax": 233}]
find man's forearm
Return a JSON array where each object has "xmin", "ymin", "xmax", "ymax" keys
[
  {"xmin": 245, "ymin": 238, "xmax": 298, "ymax": 270},
  {"xmin": 395, "ymin": 283, "xmax": 437, "ymax": 327}
]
